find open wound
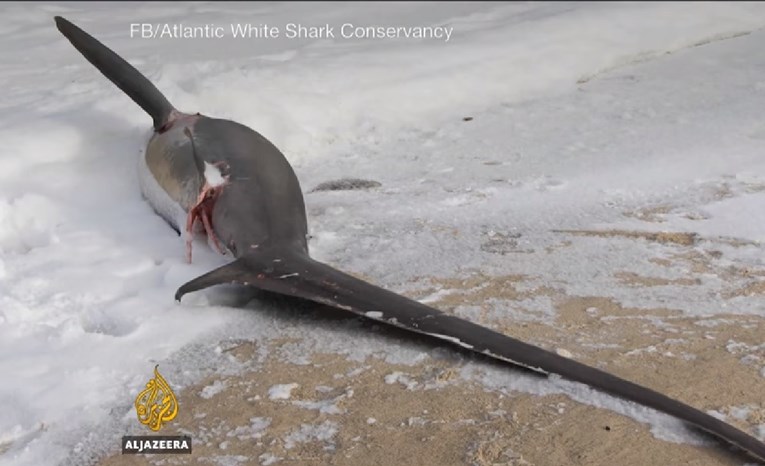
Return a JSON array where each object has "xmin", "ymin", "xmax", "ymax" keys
[
  {"xmin": 183, "ymin": 127, "xmax": 229, "ymax": 263},
  {"xmin": 185, "ymin": 176, "xmax": 227, "ymax": 263}
]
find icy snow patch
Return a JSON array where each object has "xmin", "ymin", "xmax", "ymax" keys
[{"xmin": 268, "ymin": 383, "xmax": 299, "ymax": 400}]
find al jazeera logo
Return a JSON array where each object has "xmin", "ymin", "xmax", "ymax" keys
[{"xmin": 121, "ymin": 365, "xmax": 192, "ymax": 454}]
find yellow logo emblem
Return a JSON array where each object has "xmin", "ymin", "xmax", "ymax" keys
[{"xmin": 134, "ymin": 365, "xmax": 179, "ymax": 432}]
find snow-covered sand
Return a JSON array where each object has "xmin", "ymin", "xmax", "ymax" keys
[{"xmin": 1, "ymin": 2, "xmax": 764, "ymax": 465}]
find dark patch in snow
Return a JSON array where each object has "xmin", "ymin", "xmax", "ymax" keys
[
  {"xmin": 480, "ymin": 230, "xmax": 533, "ymax": 255},
  {"xmin": 309, "ymin": 178, "xmax": 382, "ymax": 192}
]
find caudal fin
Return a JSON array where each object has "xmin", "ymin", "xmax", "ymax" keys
[
  {"xmin": 175, "ymin": 250, "xmax": 765, "ymax": 463},
  {"xmin": 54, "ymin": 16, "xmax": 176, "ymax": 130}
]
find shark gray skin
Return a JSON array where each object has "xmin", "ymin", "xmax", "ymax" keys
[{"xmin": 54, "ymin": 16, "xmax": 765, "ymax": 464}]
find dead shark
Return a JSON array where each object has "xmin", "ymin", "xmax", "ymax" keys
[{"xmin": 53, "ymin": 15, "xmax": 765, "ymax": 464}]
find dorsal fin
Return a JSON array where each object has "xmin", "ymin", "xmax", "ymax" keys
[{"xmin": 54, "ymin": 16, "xmax": 177, "ymax": 130}]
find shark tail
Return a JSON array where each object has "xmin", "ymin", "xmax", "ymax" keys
[{"xmin": 176, "ymin": 249, "xmax": 765, "ymax": 463}]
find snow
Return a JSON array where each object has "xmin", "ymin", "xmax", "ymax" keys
[
  {"xmin": 292, "ymin": 399, "xmax": 345, "ymax": 416},
  {"xmin": 258, "ymin": 453, "xmax": 282, "ymax": 466},
  {"xmin": 227, "ymin": 417, "xmax": 271, "ymax": 441},
  {"xmin": 200, "ymin": 380, "xmax": 227, "ymax": 399},
  {"xmin": 283, "ymin": 420, "xmax": 339, "ymax": 450},
  {"xmin": 2, "ymin": 2, "xmax": 765, "ymax": 466},
  {"xmin": 267, "ymin": 383, "xmax": 299, "ymax": 401},
  {"xmin": 384, "ymin": 371, "xmax": 419, "ymax": 390},
  {"xmin": 614, "ymin": 191, "xmax": 765, "ymax": 243}
]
